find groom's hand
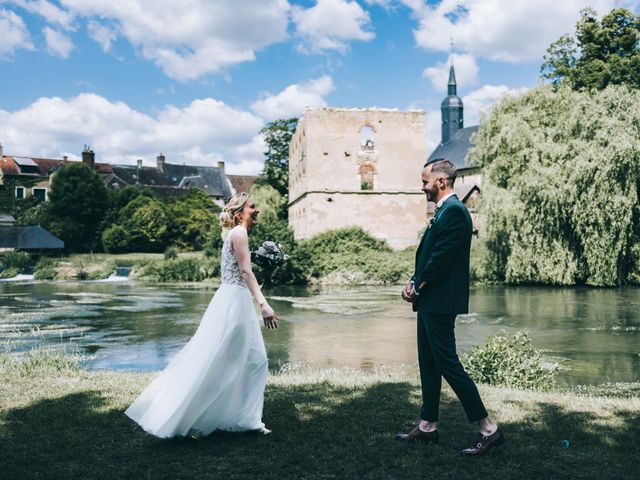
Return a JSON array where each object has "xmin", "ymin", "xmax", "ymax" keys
[{"xmin": 401, "ymin": 281, "xmax": 415, "ymax": 303}]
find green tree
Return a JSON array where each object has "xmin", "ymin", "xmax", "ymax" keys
[
  {"xmin": 250, "ymin": 183, "xmax": 288, "ymax": 220},
  {"xmin": 541, "ymin": 8, "xmax": 640, "ymax": 90},
  {"xmin": 468, "ymin": 84, "xmax": 640, "ymax": 286},
  {"xmin": 101, "ymin": 186, "xmax": 154, "ymax": 235},
  {"xmin": 119, "ymin": 196, "xmax": 172, "ymax": 252},
  {"xmin": 256, "ymin": 118, "xmax": 298, "ymax": 198},
  {"xmin": 166, "ymin": 189, "xmax": 221, "ymax": 251},
  {"xmin": 47, "ymin": 162, "xmax": 109, "ymax": 252},
  {"xmin": 101, "ymin": 224, "xmax": 132, "ymax": 253},
  {"xmin": 247, "ymin": 184, "xmax": 305, "ymax": 284}
]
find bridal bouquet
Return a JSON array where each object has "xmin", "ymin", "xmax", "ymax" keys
[{"xmin": 251, "ymin": 241, "xmax": 289, "ymax": 284}]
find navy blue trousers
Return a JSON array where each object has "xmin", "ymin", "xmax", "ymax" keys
[{"xmin": 417, "ymin": 312, "xmax": 488, "ymax": 423}]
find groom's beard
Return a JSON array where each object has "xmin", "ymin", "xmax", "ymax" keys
[{"xmin": 425, "ymin": 186, "xmax": 438, "ymax": 203}]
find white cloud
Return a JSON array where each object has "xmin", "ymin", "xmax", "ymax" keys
[
  {"xmin": 405, "ymin": 0, "xmax": 631, "ymax": 63},
  {"xmin": 250, "ymin": 76, "xmax": 335, "ymax": 120},
  {"xmin": 422, "ymin": 54, "xmax": 478, "ymax": 91},
  {"xmin": 87, "ymin": 20, "xmax": 117, "ymax": 53},
  {"xmin": 292, "ymin": 0, "xmax": 375, "ymax": 54},
  {"xmin": 56, "ymin": 0, "xmax": 290, "ymax": 81},
  {"xmin": 462, "ymin": 84, "xmax": 528, "ymax": 124},
  {"xmin": 5, "ymin": 0, "xmax": 75, "ymax": 29},
  {"xmin": 227, "ymin": 134, "xmax": 268, "ymax": 175},
  {"xmin": 363, "ymin": 0, "xmax": 395, "ymax": 9},
  {"xmin": 43, "ymin": 26, "xmax": 74, "ymax": 58},
  {"xmin": 0, "ymin": 8, "xmax": 34, "ymax": 58},
  {"xmin": 0, "ymin": 93, "xmax": 268, "ymax": 174}
]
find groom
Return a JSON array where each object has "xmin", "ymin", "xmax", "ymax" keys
[{"xmin": 397, "ymin": 159, "xmax": 504, "ymax": 456}]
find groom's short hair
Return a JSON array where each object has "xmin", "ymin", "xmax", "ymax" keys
[{"xmin": 425, "ymin": 158, "xmax": 456, "ymax": 188}]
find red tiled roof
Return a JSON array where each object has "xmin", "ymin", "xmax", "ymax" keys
[
  {"xmin": 0, "ymin": 156, "xmax": 113, "ymax": 176},
  {"xmin": 227, "ymin": 174, "xmax": 257, "ymax": 194}
]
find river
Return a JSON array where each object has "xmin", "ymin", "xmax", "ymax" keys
[{"xmin": 1, "ymin": 280, "xmax": 638, "ymax": 386}]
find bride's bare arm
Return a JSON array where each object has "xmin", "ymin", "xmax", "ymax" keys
[{"xmin": 232, "ymin": 228, "xmax": 278, "ymax": 328}]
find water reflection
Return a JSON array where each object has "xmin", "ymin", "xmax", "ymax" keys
[{"xmin": 0, "ymin": 281, "xmax": 638, "ymax": 386}]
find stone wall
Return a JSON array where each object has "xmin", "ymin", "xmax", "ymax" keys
[{"xmin": 289, "ymin": 108, "xmax": 428, "ymax": 249}]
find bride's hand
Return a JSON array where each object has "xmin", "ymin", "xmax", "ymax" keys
[{"xmin": 261, "ymin": 303, "xmax": 278, "ymax": 329}]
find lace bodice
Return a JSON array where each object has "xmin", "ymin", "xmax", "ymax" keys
[{"xmin": 220, "ymin": 228, "xmax": 246, "ymax": 287}]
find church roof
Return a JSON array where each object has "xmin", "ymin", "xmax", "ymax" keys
[
  {"xmin": 427, "ymin": 125, "xmax": 479, "ymax": 170},
  {"xmin": 441, "ymin": 95, "xmax": 463, "ymax": 108}
]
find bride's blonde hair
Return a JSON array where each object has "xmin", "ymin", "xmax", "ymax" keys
[{"xmin": 220, "ymin": 192, "xmax": 252, "ymax": 229}]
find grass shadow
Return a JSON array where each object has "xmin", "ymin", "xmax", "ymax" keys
[{"xmin": 1, "ymin": 380, "xmax": 638, "ymax": 479}]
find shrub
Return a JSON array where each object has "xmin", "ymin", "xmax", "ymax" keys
[
  {"xmin": 296, "ymin": 227, "xmax": 403, "ymax": 283},
  {"xmin": 71, "ymin": 256, "xmax": 89, "ymax": 280},
  {"xmin": 139, "ymin": 257, "xmax": 217, "ymax": 282},
  {"xmin": 34, "ymin": 267, "xmax": 57, "ymax": 280},
  {"xmin": 301, "ymin": 227, "xmax": 390, "ymax": 258},
  {"xmin": 1, "ymin": 251, "xmax": 32, "ymax": 272},
  {"xmin": 462, "ymin": 331, "xmax": 560, "ymax": 391},
  {"xmin": 36, "ymin": 257, "xmax": 59, "ymax": 269},
  {"xmin": 102, "ymin": 225, "xmax": 133, "ymax": 253},
  {"xmin": 0, "ymin": 267, "xmax": 19, "ymax": 279}
]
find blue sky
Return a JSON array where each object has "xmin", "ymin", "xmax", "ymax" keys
[{"xmin": 0, "ymin": 0, "xmax": 638, "ymax": 173}]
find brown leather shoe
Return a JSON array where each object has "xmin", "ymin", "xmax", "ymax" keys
[
  {"xmin": 396, "ymin": 426, "xmax": 439, "ymax": 444},
  {"xmin": 460, "ymin": 428, "xmax": 505, "ymax": 456}
]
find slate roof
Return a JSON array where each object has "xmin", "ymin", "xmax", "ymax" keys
[
  {"xmin": 0, "ymin": 225, "xmax": 64, "ymax": 249},
  {"xmin": 427, "ymin": 125, "xmax": 479, "ymax": 171},
  {"xmin": 110, "ymin": 163, "xmax": 233, "ymax": 200},
  {"xmin": 227, "ymin": 175, "xmax": 257, "ymax": 194}
]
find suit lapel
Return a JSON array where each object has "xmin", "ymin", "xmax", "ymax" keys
[{"xmin": 415, "ymin": 195, "xmax": 458, "ymax": 268}]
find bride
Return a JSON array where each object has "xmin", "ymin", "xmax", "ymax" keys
[{"xmin": 125, "ymin": 192, "xmax": 278, "ymax": 438}]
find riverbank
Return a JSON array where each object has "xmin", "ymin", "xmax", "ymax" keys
[{"xmin": 1, "ymin": 354, "xmax": 637, "ymax": 479}]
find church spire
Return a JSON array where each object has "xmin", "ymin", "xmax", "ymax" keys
[
  {"xmin": 447, "ymin": 65, "xmax": 457, "ymax": 96},
  {"xmin": 440, "ymin": 55, "xmax": 463, "ymax": 144}
]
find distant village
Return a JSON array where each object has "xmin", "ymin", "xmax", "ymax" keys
[{"xmin": 1, "ymin": 65, "xmax": 480, "ymax": 251}]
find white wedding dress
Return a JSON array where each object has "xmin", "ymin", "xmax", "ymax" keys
[{"xmin": 125, "ymin": 226, "xmax": 268, "ymax": 438}]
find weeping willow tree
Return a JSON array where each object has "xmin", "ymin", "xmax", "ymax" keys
[{"xmin": 468, "ymin": 84, "xmax": 640, "ymax": 286}]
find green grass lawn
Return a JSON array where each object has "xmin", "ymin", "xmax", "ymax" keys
[{"xmin": 1, "ymin": 356, "xmax": 638, "ymax": 480}]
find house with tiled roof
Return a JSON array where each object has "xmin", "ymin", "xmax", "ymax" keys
[
  {"xmin": 1, "ymin": 145, "xmax": 234, "ymax": 210},
  {"xmin": 227, "ymin": 174, "xmax": 257, "ymax": 194},
  {"xmin": 107, "ymin": 154, "xmax": 233, "ymax": 206},
  {"xmin": 0, "ymin": 145, "xmax": 112, "ymax": 211}
]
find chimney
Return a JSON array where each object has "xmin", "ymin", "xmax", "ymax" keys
[
  {"xmin": 217, "ymin": 161, "xmax": 225, "ymax": 171},
  {"xmin": 0, "ymin": 143, "xmax": 3, "ymax": 157},
  {"xmin": 136, "ymin": 159, "xmax": 142, "ymax": 184},
  {"xmin": 82, "ymin": 145, "xmax": 95, "ymax": 169},
  {"xmin": 157, "ymin": 153, "xmax": 165, "ymax": 173}
]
